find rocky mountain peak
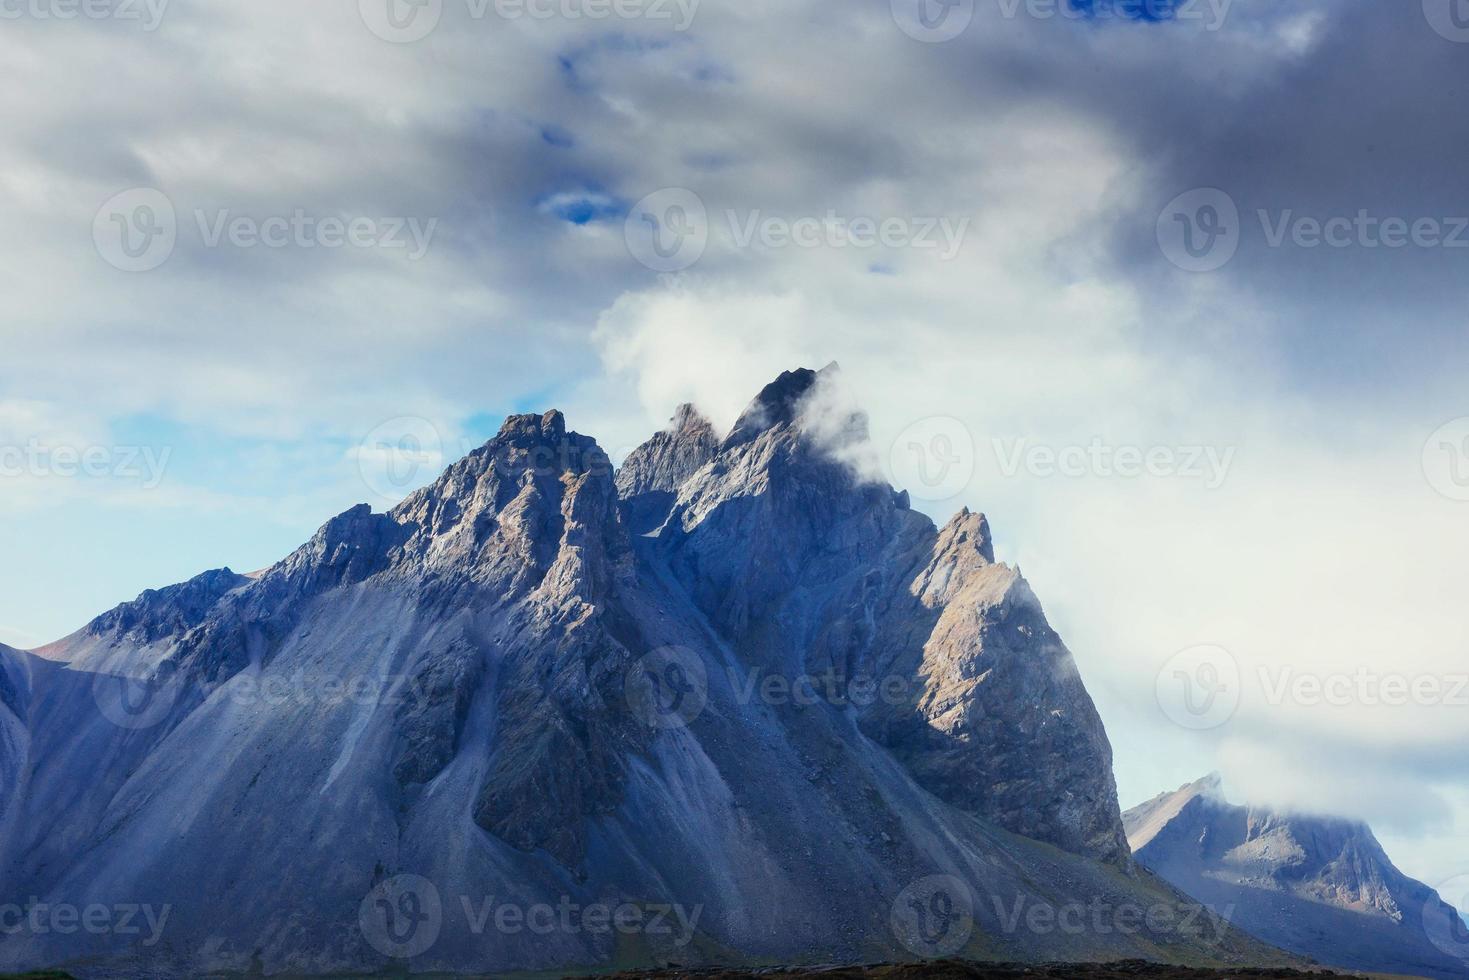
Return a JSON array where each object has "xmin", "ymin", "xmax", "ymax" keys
[
  {"xmin": 722, "ymin": 363, "xmax": 843, "ymax": 449},
  {"xmin": 1124, "ymin": 775, "xmax": 1469, "ymax": 978},
  {"xmin": 937, "ymin": 507, "xmax": 997, "ymax": 564},
  {"xmin": 615, "ymin": 403, "xmax": 719, "ymax": 533},
  {"xmin": 0, "ymin": 368, "xmax": 1187, "ymax": 978},
  {"xmin": 83, "ymin": 566, "xmax": 250, "ymax": 645}
]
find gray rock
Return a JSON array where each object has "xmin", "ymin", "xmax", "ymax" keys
[
  {"xmin": 1126, "ymin": 774, "xmax": 1469, "ymax": 979},
  {"xmin": 0, "ymin": 371, "xmax": 1284, "ymax": 979}
]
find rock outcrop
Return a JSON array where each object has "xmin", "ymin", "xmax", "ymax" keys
[
  {"xmin": 0, "ymin": 371, "xmax": 1280, "ymax": 979},
  {"xmin": 1125, "ymin": 775, "xmax": 1469, "ymax": 980}
]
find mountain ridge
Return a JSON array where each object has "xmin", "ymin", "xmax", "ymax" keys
[
  {"xmin": 1, "ymin": 371, "xmax": 1286, "ymax": 978},
  {"xmin": 1124, "ymin": 774, "xmax": 1469, "ymax": 979}
]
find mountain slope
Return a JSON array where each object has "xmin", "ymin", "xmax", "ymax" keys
[
  {"xmin": 0, "ymin": 371, "xmax": 1286, "ymax": 978},
  {"xmin": 1125, "ymin": 774, "xmax": 1469, "ymax": 979}
]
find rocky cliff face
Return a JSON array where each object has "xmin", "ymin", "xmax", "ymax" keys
[
  {"xmin": 643, "ymin": 367, "xmax": 1128, "ymax": 863},
  {"xmin": 1125, "ymin": 775, "xmax": 1469, "ymax": 980},
  {"xmin": 0, "ymin": 370, "xmax": 1278, "ymax": 979}
]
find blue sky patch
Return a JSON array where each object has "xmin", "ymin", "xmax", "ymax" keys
[
  {"xmin": 537, "ymin": 190, "xmax": 624, "ymax": 226},
  {"xmin": 1067, "ymin": 0, "xmax": 1180, "ymax": 22}
]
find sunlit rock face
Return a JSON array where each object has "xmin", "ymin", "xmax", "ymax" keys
[
  {"xmin": 1127, "ymin": 775, "xmax": 1469, "ymax": 980},
  {"xmin": 2, "ymin": 370, "xmax": 1265, "ymax": 980}
]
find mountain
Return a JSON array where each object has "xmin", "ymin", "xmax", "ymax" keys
[
  {"xmin": 0, "ymin": 368, "xmax": 1289, "ymax": 978},
  {"xmin": 1125, "ymin": 774, "xmax": 1469, "ymax": 980}
]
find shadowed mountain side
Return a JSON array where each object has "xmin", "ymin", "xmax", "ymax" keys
[
  {"xmin": 0, "ymin": 372, "xmax": 1278, "ymax": 978},
  {"xmin": 1125, "ymin": 775, "xmax": 1469, "ymax": 980}
]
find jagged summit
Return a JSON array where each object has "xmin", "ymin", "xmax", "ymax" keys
[
  {"xmin": 723, "ymin": 364, "xmax": 834, "ymax": 448},
  {"xmin": 1125, "ymin": 776, "xmax": 1469, "ymax": 979},
  {"xmin": 0, "ymin": 369, "xmax": 1235, "ymax": 978},
  {"xmin": 615, "ymin": 402, "xmax": 719, "ymax": 533}
]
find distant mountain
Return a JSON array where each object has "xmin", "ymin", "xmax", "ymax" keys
[
  {"xmin": 1125, "ymin": 774, "xmax": 1469, "ymax": 980},
  {"xmin": 0, "ymin": 368, "xmax": 1288, "ymax": 978}
]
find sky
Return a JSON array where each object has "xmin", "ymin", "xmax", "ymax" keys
[{"xmin": 1, "ymin": 0, "xmax": 1467, "ymax": 888}]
